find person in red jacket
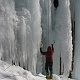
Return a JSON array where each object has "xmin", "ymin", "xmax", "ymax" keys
[{"xmin": 40, "ymin": 44, "xmax": 54, "ymax": 79}]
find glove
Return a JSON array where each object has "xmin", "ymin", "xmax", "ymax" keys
[{"xmin": 40, "ymin": 42, "xmax": 43, "ymax": 48}]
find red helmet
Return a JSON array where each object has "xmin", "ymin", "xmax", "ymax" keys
[{"xmin": 47, "ymin": 46, "xmax": 52, "ymax": 52}]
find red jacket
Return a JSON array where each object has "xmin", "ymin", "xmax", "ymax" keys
[{"xmin": 40, "ymin": 45, "xmax": 54, "ymax": 62}]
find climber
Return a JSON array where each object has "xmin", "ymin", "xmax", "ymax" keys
[{"xmin": 40, "ymin": 44, "xmax": 54, "ymax": 79}]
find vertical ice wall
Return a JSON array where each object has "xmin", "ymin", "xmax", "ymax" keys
[
  {"xmin": 39, "ymin": 0, "xmax": 54, "ymax": 74},
  {"xmin": 55, "ymin": 0, "xmax": 72, "ymax": 78},
  {"xmin": 25, "ymin": 0, "xmax": 42, "ymax": 74},
  {"xmin": 72, "ymin": 0, "xmax": 80, "ymax": 79},
  {"xmin": 15, "ymin": 0, "xmax": 42, "ymax": 74},
  {"xmin": 40, "ymin": 0, "xmax": 72, "ymax": 77},
  {"xmin": 0, "ymin": 0, "xmax": 41, "ymax": 74},
  {"xmin": 40, "ymin": 0, "xmax": 53, "ymax": 48}
]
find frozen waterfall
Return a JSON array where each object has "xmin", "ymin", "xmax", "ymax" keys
[{"xmin": 0, "ymin": 0, "xmax": 73, "ymax": 79}]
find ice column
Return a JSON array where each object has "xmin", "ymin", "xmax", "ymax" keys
[
  {"xmin": 55, "ymin": 0, "xmax": 72, "ymax": 78},
  {"xmin": 0, "ymin": 0, "xmax": 17, "ymax": 63}
]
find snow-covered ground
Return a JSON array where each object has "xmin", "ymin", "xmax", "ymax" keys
[{"xmin": 0, "ymin": 60, "xmax": 75, "ymax": 80}]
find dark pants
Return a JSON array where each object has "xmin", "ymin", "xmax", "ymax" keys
[{"xmin": 45, "ymin": 62, "xmax": 53, "ymax": 75}]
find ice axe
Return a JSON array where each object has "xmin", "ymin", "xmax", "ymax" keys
[{"xmin": 53, "ymin": 40, "xmax": 55, "ymax": 45}]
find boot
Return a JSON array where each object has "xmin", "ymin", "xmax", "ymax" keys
[
  {"xmin": 46, "ymin": 75, "xmax": 50, "ymax": 79},
  {"xmin": 50, "ymin": 74, "xmax": 53, "ymax": 79}
]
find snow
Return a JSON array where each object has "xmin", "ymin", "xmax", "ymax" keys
[{"xmin": 0, "ymin": 60, "xmax": 75, "ymax": 80}]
